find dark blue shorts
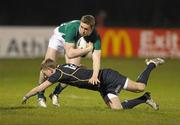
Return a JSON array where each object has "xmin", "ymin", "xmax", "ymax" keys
[{"xmin": 98, "ymin": 69, "xmax": 127, "ymax": 98}]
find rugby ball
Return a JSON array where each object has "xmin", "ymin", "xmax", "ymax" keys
[{"xmin": 77, "ymin": 37, "xmax": 87, "ymax": 49}]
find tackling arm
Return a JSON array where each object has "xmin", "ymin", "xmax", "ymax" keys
[{"xmin": 22, "ymin": 80, "xmax": 53, "ymax": 104}]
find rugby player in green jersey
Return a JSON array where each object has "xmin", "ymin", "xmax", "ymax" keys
[{"xmin": 37, "ymin": 15, "xmax": 101, "ymax": 107}]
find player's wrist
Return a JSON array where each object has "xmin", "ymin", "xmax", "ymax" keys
[
  {"xmin": 86, "ymin": 45, "xmax": 93, "ymax": 52},
  {"xmin": 92, "ymin": 73, "xmax": 98, "ymax": 78},
  {"xmin": 23, "ymin": 96, "xmax": 29, "ymax": 100}
]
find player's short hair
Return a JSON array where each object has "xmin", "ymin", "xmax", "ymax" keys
[
  {"xmin": 81, "ymin": 15, "xmax": 95, "ymax": 29},
  {"xmin": 41, "ymin": 59, "xmax": 56, "ymax": 70}
]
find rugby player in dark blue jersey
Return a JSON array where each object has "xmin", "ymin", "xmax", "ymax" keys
[{"xmin": 22, "ymin": 58, "xmax": 164, "ymax": 110}]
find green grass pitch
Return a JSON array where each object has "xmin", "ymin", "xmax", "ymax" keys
[{"xmin": 0, "ymin": 57, "xmax": 180, "ymax": 125}]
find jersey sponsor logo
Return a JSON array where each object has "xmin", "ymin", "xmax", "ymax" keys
[{"xmin": 64, "ymin": 64, "xmax": 77, "ymax": 70}]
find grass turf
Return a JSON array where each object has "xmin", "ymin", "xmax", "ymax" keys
[{"xmin": 0, "ymin": 58, "xmax": 180, "ymax": 125}]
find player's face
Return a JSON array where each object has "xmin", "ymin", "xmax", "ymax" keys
[
  {"xmin": 42, "ymin": 69, "xmax": 54, "ymax": 77},
  {"xmin": 79, "ymin": 22, "xmax": 92, "ymax": 36}
]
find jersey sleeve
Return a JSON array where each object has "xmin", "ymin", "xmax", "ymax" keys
[
  {"xmin": 47, "ymin": 70, "xmax": 61, "ymax": 83},
  {"xmin": 93, "ymin": 34, "xmax": 101, "ymax": 50}
]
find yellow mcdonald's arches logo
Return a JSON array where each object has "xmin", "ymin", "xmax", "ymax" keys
[{"xmin": 102, "ymin": 30, "xmax": 133, "ymax": 57}]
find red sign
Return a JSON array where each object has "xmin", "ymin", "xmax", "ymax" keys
[
  {"xmin": 138, "ymin": 29, "xmax": 180, "ymax": 58},
  {"xmin": 97, "ymin": 27, "xmax": 180, "ymax": 58}
]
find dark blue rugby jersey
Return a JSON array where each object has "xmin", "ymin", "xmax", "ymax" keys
[
  {"xmin": 48, "ymin": 64, "xmax": 99, "ymax": 91},
  {"xmin": 47, "ymin": 64, "xmax": 127, "ymax": 95}
]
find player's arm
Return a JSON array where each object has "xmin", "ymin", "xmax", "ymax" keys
[
  {"xmin": 88, "ymin": 34, "xmax": 101, "ymax": 85},
  {"xmin": 88, "ymin": 50, "xmax": 101, "ymax": 85},
  {"xmin": 22, "ymin": 80, "xmax": 53, "ymax": 104},
  {"xmin": 64, "ymin": 42, "xmax": 93, "ymax": 59}
]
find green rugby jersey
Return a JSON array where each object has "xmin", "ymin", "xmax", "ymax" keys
[{"xmin": 58, "ymin": 20, "xmax": 101, "ymax": 50}]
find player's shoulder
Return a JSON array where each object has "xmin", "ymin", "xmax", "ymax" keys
[
  {"xmin": 59, "ymin": 20, "xmax": 80, "ymax": 30},
  {"xmin": 62, "ymin": 20, "xmax": 80, "ymax": 34},
  {"xmin": 66, "ymin": 20, "xmax": 80, "ymax": 27}
]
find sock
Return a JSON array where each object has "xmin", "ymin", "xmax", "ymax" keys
[
  {"xmin": 121, "ymin": 95, "xmax": 147, "ymax": 109},
  {"xmin": 53, "ymin": 83, "xmax": 67, "ymax": 95},
  {"xmin": 136, "ymin": 63, "xmax": 155, "ymax": 85},
  {"xmin": 37, "ymin": 90, "xmax": 45, "ymax": 99}
]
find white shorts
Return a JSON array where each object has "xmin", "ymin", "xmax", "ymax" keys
[{"xmin": 48, "ymin": 27, "xmax": 65, "ymax": 54}]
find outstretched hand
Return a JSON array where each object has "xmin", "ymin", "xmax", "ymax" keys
[{"xmin": 22, "ymin": 96, "xmax": 28, "ymax": 104}]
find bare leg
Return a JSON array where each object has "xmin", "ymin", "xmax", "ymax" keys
[
  {"xmin": 125, "ymin": 79, "xmax": 145, "ymax": 93},
  {"xmin": 104, "ymin": 93, "xmax": 123, "ymax": 110}
]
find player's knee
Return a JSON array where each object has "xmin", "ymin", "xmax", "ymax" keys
[
  {"xmin": 110, "ymin": 106, "xmax": 123, "ymax": 110},
  {"xmin": 136, "ymin": 83, "xmax": 145, "ymax": 92},
  {"xmin": 104, "ymin": 94, "xmax": 123, "ymax": 110}
]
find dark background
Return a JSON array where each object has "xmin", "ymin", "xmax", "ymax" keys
[{"xmin": 0, "ymin": 0, "xmax": 180, "ymax": 27}]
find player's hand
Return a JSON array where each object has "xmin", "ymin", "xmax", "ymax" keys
[
  {"xmin": 22, "ymin": 96, "xmax": 28, "ymax": 104},
  {"xmin": 86, "ymin": 42, "xmax": 93, "ymax": 52},
  {"xmin": 88, "ymin": 76, "xmax": 100, "ymax": 85}
]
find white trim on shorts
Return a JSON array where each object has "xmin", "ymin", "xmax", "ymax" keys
[
  {"xmin": 107, "ymin": 93, "xmax": 118, "ymax": 99},
  {"xmin": 123, "ymin": 78, "xmax": 129, "ymax": 89}
]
